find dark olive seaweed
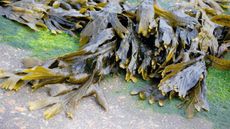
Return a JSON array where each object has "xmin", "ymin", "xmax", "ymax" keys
[{"xmin": 0, "ymin": 0, "xmax": 230, "ymax": 119}]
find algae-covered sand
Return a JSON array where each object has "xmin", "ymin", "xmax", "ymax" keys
[{"xmin": 0, "ymin": 16, "xmax": 78, "ymax": 60}]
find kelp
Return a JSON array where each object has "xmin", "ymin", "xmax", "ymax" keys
[
  {"xmin": 136, "ymin": 0, "xmax": 155, "ymax": 37},
  {"xmin": 208, "ymin": 55, "xmax": 230, "ymax": 70},
  {"xmin": 0, "ymin": 0, "xmax": 230, "ymax": 120},
  {"xmin": 211, "ymin": 14, "xmax": 230, "ymax": 27}
]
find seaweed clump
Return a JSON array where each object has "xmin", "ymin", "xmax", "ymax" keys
[{"xmin": 0, "ymin": 0, "xmax": 230, "ymax": 119}]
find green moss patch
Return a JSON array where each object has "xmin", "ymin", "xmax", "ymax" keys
[{"xmin": 0, "ymin": 16, "xmax": 78, "ymax": 60}]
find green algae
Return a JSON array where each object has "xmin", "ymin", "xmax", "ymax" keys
[
  {"xmin": 199, "ymin": 65, "xmax": 230, "ymax": 129},
  {"xmin": 28, "ymin": 30, "xmax": 79, "ymax": 60},
  {"xmin": 0, "ymin": 16, "xmax": 78, "ymax": 60},
  {"xmin": 199, "ymin": 53, "xmax": 230, "ymax": 129}
]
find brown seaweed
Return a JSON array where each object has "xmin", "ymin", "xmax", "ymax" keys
[{"xmin": 0, "ymin": 0, "xmax": 230, "ymax": 120}]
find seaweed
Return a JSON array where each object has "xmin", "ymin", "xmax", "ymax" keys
[{"xmin": 0, "ymin": 0, "xmax": 230, "ymax": 119}]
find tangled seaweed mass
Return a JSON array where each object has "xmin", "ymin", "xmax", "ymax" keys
[{"xmin": 0, "ymin": 0, "xmax": 230, "ymax": 119}]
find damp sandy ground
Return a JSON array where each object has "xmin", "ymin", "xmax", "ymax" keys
[{"xmin": 0, "ymin": 44, "xmax": 213, "ymax": 129}]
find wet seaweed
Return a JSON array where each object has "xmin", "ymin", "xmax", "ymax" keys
[{"xmin": 0, "ymin": 0, "xmax": 230, "ymax": 119}]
